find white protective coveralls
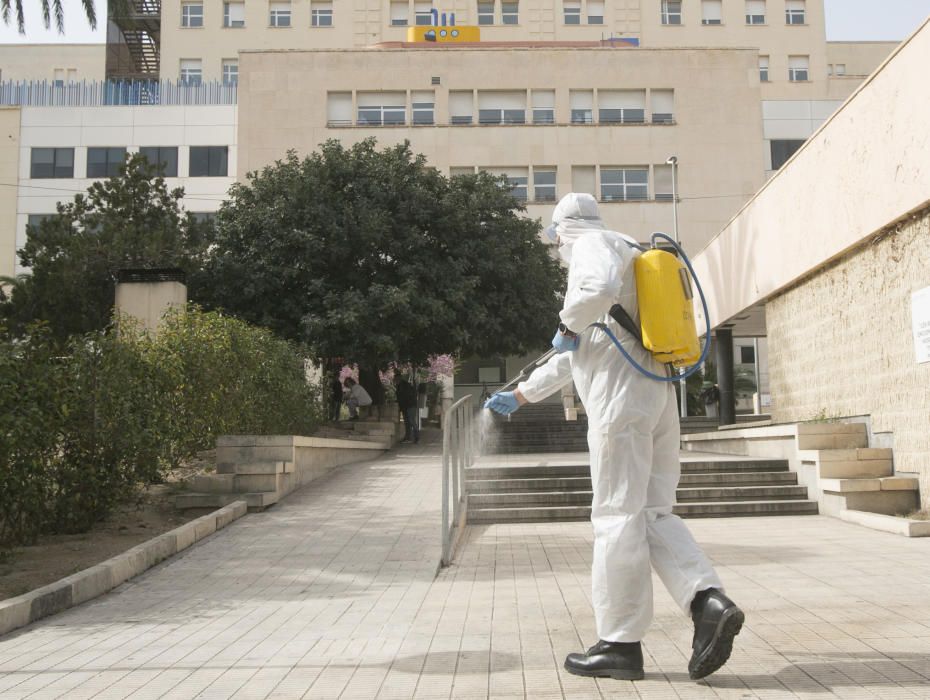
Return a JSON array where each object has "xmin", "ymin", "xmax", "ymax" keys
[{"xmin": 518, "ymin": 193, "xmax": 722, "ymax": 643}]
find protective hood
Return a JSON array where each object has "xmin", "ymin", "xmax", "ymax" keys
[{"xmin": 544, "ymin": 192, "xmax": 605, "ymax": 264}]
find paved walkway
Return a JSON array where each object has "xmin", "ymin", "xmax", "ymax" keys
[{"xmin": 1, "ymin": 436, "xmax": 930, "ymax": 699}]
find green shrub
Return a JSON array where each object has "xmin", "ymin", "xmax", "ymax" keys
[{"xmin": 0, "ymin": 308, "xmax": 323, "ymax": 552}]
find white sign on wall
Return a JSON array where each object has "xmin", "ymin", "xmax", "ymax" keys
[{"xmin": 911, "ymin": 286, "xmax": 930, "ymax": 364}]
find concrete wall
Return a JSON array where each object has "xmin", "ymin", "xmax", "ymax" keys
[
  {"xmin": 0, "ymin": 44, "xmax": 106, "ymax": 82},
  {"xmin": 0, "ymin": 107, "xmax": 20, "ymax": 279},
  {"xmin": 238, "ymin": 46, "xmax": 765, "ymax": 251},
  {"xmin": 115, "ymin": 280, "xmax": 188, "ymax": 334},
  {"xmin": 766, "ymin": 209, "xmax": 930, "ymax": 506}
]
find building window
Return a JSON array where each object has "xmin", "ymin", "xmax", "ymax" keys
[
  {"xmin": 654, "ymin": 164, "xmax": 675, "ymax": 200},
  {"xmin": 563, "ymin": 0, "xmax": 580, "ymax": 24},
  {"xmin": 326, "ymin": 92, "xmax": 352, "ymax": 126},
  {"xmin": 478, "ymin": 91, "xmax": 526, "ymax": 124},
  {"xmin": 189, "ymin": 146, "xmax": 229, "ymax": 177},
  {"xmin": 587, "ymin": 0, "xmax": 603, "ymax": 23},
  {"xmin": 532, "ymin": 89, "xmax": 554, "ymax": 124},
  {"xmin": 391, "ymin": 1, "xmax": 408, "ymax": 25},
  {"xmin": 572, "ymin": 165, "xmax": 595, "ymax": 193},
  {"xmin": 221, "ymin": 59, "xmax": 238, "ymax": 86},
  {"xmin": 27, "ymin": 214, "xmax": 55, "ymax": 230},
  {"xmin": 358, "ymin": 92, "xmax": 406, "ymax": 125},
  {"xmin": 487, "ymin": 168, "xmax": 528, "ymax": 202},
  {"xmin": 269, "ymin": 1, "xmax": 291, "ymax": 26},
  {"xmin": 450, "ymin": 166, "xmax": 476, "ymax": 177},
  {"xmin": 770, "ymin": 139, "xmax": 805, "ymax": 169},
  {"xmin": 601, "ymin": 167, "xmax": 648, "ymax": 201},
  {"xmin": 759, "ymin": 55, "xmax": 769, "ymax": 82},
  {"xmin": 785, "ymin": 0, "xmax": 804, "ymax": 24},
  {"xmin": 412, "ymin": 91, "xmax": 435, "ymax": 125},
  {"xmin": 570, "ymin": 89, "xmax": 593, "ymax": 124},
  {"xmin": 138, "ymin": 146, "xmax": 179, "ymax": 177},
  {"xmin": 788, "ymin": 55, "xmax": 809, "ymax": 81},
  {"xmin": 449, "ymin": 91, "xmax": 474, "ymax": 124},
  {"xmin": 701, "ymin": 0, "xmax": 721, "ymax": 25},
  {"xmin": 180, "ymin": 59, "xmax": 202, "ymax": 85},
  {"xmin": 87, "ymin": 147, "xmax": 127, "ymax": 178},
  {"xmin": 223, "ymin": 1, "xmax": 245, "ymax": 26},
  {"xmin": 311, "ymin": 1, "xmax": 333, "ymax": 26},
  {"xmin": 533, "ymin": 168, "xmax": 556, "ymax": 202},
  {"xmin": 740, "ymin": 345, "xmax": 756, "ymax": 363},
  {"xmin": 30, "ymin": 148, "xmax": 74, "ymax": 178},
  {"xmin": 650, "ymin": 89, "xmax": 674, "ymax": 123},
  {"xmin": 661, "ymin": 0, "xmax": 681, "ymax": 25},
  {"xmin": 477, "ymin": 0, "xmax": 494, "ymax": 24},
  {"xmin": 599, "ymin": 90, "xmax": 645, "ymax": 124},
  {"xmin": 834, "ymin": 63, "xmax": 846, "ymax": 76},
  {"xmin": 191, "ymin": 212, "xmax": 217, "ymax": 230},
  {"xmin": 745, "ymin": 0, "xmax": 764, "ymax": 24},
  {"xmin": 181, "ymin": 2, "xmax": 203, "ymax": 27},
  {"xmin": 501, "ymin": 1, "xmax": 518, "ymax": 24},
  {"xmin": 415, "ymin": 1, "xmax": 432, "ymax": 25}
]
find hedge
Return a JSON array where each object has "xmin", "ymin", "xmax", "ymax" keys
[{"xmin": 0, "ymin": 308, "xmax": 322, "ymax": 552}]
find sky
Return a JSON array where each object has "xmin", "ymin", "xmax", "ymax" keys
[{"xmin": 0, "ymin": 0, "xmax": 928, "ymax": 44}]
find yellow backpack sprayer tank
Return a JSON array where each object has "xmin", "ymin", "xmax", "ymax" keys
[{"xmin": 634, "ymin": 248, "xmax": 701, "ymax": 367}]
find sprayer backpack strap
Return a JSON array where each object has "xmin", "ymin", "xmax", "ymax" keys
[{"xmin": 608, "ymin": 304, "xmax": 643, "ymax": 347}]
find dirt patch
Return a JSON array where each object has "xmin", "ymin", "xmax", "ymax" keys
[{"xmin": 0, "ymin": 456, "xmax": 215, "ymax": 602}]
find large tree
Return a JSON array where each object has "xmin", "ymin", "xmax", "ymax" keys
[
  {"xmin": 196, "ymin": 138, "xmax": 565, "ymax": 368},
  {"xmin": 1, "ymin": 153, "xmax": 207, "ymax": 341}
]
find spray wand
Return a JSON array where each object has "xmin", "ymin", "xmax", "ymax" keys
[{"xmin": 488, "ymin": 348, "xmax": 557, "ymax": 420}]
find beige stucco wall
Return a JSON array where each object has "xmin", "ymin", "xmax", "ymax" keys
[
  {"xmin": 826, "ymin": 40, "xmax": 898, "ymax": 77},
  {"xmin": 162, "ymin": 0, "xmax": 833, "ymax": 89},
  {"xmin": 0, "ymin": 44, "xmax": 105, "ymax": 82},
  {"xmin": 691, "ymin": 17, "xmax": 930, "ymax": 330},
  {"xmin": 115, "ymin": 280, "xmax": 188, "ymax": 334},
  {"xmin": 238, "ymin": 46, "xmax": 764, "ymax": 251},
  {"xmin": 766, "ymin": 208, "xmax": 930, "ymax": 506},
  {"xmin": 0, "ymin": 107, "xmax": 21, "ymax": 279}
]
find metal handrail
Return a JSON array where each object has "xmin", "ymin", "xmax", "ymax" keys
[{"xmin": 440, "ymin": 394, "xmax": 474, "ymax": 567}]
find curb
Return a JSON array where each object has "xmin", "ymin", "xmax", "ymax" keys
[{"xmin": 0, "ymin": 500, "xmax": 248, "ymax": 639}]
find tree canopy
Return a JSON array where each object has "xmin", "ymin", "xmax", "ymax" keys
[
  {"xmin": 1, "ymin": 153, "xmax": 207, "ymax": 342},
  {"xmin": 197, "ymin": 138, "xmax": 565, "ymax": 366}
]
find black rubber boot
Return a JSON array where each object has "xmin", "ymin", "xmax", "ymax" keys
[
  {"xmin": 564, "ymin": 640, "xmax": 645, "ymax": 680},
  {"xmin": 688, "ymin": 588, "xmax": 745, "ymax": 680}
]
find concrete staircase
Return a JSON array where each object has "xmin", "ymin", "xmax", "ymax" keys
[
  {"xmin": 466, "ymin": 453, "xmax": 817, "ymax": 523},
  {"xmin": 680, "ymin": 422, "xmax": 920, "ymax": 521},
  {"xmin": 176, "ymin": 421, "xmax": 397, "ymax": 511}
]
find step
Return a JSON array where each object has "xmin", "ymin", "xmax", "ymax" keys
[
  {"xmin": 468, "ymin": 505, "xmax": 591, "ymax": 523},
  {"xmin": 190, "ymin": 473, "xmax": 284, "ymax": 494},
  {"xmin": 675, "ymin": 485, "xmax": 810, "ymax": 502},
  {"xmin": 175, "ymin": 491, "xmax": 280, "ymax": 510},
  {"xmin": 469, "ymin": 490, "xmax": 592, "ymax": 508},
  {"xmin": 679, "ymin": 459, "xmax": 789, "ymax": 473},
  {"xmin": 678, "ymin": 471, "xmax": 798, "ymax": 487},
  {"xmin": 216, "ymin": 460, "xmax": 294, "ymax": 475},
  {"xmin": 672, "ymin": 500, "xmax": 819, "ymax": 518},
  {"xmin": 467, "ymin": 499, "xmax": 819, "ymax": 523},
  {"xmin": 467, "ymin": 476, "xmax": 593, "ymax": 493},
  {"xmin": 467, "ymin": 464, "xmax": 591, "ymax": 480},
  {"xmin": 468, "ymin": 484, "xmax": 808, "ymax": 508}
]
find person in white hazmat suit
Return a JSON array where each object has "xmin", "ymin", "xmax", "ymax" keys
[{"xmin": 485, "ymin": 193, "xmax": 744, "ymax": 681}]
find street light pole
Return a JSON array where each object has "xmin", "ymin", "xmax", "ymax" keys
[{"xmin": 667, "ymin": 155, "xmax": 687, "ymax": 419}]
